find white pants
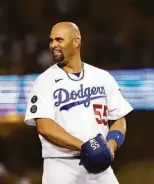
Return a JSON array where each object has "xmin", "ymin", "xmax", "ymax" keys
[{"xmin": 42, "ymin": 158, "xmax": 119, "ymax": 184}]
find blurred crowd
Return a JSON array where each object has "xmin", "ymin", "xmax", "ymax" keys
[{"xmin": 0, "ymin": 0, "xmax": 154, "ymax": 75}]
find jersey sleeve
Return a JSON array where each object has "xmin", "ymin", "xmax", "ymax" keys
[
  {"xmin": 24, "ymin": 76, "xmax": 55, "ymax": 126},
  {"xmin": 105, "ymin": 72, "xmax": 133, "ymax": 120}
]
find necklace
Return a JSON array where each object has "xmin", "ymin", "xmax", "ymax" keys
[
  {"xmin": 58, "ymin": 62, "xmax": 84, "ymax": 81},
  {"xmin": 65, "ymin": 69, "xmax": 84, "ymax": 81}
]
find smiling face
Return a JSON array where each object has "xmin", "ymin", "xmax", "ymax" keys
[
  {"xmin": 50, "ymin": 35, "xmax": 65, "ymax": 63},
  {"xmin": 49, "ymin": 22, "xmax": 81, "ymax": 64}
]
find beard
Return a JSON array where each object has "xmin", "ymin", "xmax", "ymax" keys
[{"xmin": 52, "ymin": 50, "xmax": 64, "ymax": 63}]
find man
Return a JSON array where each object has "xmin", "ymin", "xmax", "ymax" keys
[{"xmin": 24, "ymin": 22, "xmax": 133, "ymax": 184}]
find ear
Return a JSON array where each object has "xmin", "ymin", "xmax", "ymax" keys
[{"xmin": 73, "ymin": 38, "xmax": 81, "ymax": 48}]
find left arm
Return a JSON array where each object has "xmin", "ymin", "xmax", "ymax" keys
[
  {"xmin": 104, "ymin": 71, "xmax": 133, "ymax": 158},
  {"xmin": 107, "ymin": 117, "xmax": 126, "ymax": 158}
]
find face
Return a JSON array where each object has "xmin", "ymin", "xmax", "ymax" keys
[{"xmin": 49, "ymin": 28, "xmax": 76, "ymax": 63}]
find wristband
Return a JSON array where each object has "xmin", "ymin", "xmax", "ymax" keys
[{"xmin": 106, "ymin": 130, "xmax": 125, "ymax": 148}]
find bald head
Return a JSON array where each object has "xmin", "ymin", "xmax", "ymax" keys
[
  {"xmin": 51, "ymin": 22, "xmax": 81, "ymax": 40},
  {"xmin": 49, "ymin": 22, "xmax": 81, "ymax": 63}
]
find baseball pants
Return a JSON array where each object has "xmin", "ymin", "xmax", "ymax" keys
[{"xmin": 42, "ymin": 158, "xmax": 119, "ymax": 184}]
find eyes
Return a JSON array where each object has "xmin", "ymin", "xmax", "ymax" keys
[{"xmin": 50, "ymin": 37, "xmax": 64, "ymax": 44}]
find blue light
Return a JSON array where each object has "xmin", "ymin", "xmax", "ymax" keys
[{"xmin": 0, "ymin": 69, "xmax": 154, "ymax": 119}]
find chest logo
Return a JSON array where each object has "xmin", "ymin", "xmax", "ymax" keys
[
  {"xmin": 53, "ymin": 84, "xmax": 106, "ymax": 111},
  {"xmin": 55, "ymin": 78, "xmax": 63, "ymax": 83}
]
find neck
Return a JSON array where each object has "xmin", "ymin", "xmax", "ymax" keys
[{"xmin": 59, "ymin": 54, "xmax": 82, "ymax": 73}]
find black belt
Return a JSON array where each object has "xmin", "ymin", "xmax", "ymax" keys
[{"xmin": 45, "ymin": 156, "xmax": 81, "ymax": 159}]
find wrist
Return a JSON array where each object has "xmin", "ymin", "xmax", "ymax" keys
[
  {"xmin": 76, "ymin": 140, "xmax": 84, "ymax": 150},
  {"xmin": 107, "ymin": 139, "xmax": 118, "ymax": 152},
  {"xmin": 106, "ymin": 130, "xmax": 125, "ymax": 149}
]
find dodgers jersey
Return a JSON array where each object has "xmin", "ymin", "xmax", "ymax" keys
[{"xmin": 24, "ymin": 63, "xmax": 133, "ymax": 158}]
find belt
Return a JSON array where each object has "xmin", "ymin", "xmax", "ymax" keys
[{"xmin": 45, "ymin": 156, "xmax": 81, "ymax": 159}]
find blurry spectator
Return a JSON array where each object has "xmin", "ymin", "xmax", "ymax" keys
[
  {"xmin": 25, "ymin": 34, "xmax": 38, "ymax": 55},
  {"xmin": 10, "ymin": 40, "xmax": 23, "ymax": 64},
  {"xmin": 16, "ymin": 177, "xmax": 31, "ymax": 184},
  {"xmin": 0, "ymin": 34, "xmax": 7, "ymax": 58},
  {"xmin": 37, "ymin": 50, "xmax": 54, "ymax": 70},
  {"xmin": 0, "ymin": 163, "xmax": 7, "ymax": 177},
  {"xmin": 8, "ymin": 40, "xmax": 24, "ymax": 75},
  {"xmin": 0, "ymin": 7, "xmax": 2, "ymax": 19},
  {"xmin": 0, "ymin": 163, "xmax": 7, "ymax": 184},
  {"xmin": 54, "ymin": 0, "xmax": 77, "ymax": 14}
]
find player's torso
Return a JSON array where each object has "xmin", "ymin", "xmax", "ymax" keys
[{"xmin": 50, "ymin": 64, "xmax": 109, "ymax": 141}]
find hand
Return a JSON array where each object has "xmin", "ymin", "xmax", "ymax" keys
[
  {"xmin": 79, "ymin": 134, "xmax": 113, "ymax": 173},
  {"xmin": 107, "ymin": 139, "xmax": 118, "ymax": 160}
]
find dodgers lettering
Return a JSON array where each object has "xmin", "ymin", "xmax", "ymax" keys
[{"xmin": 53, "ymin": 84, "xmax": 106, "ymax": 111}]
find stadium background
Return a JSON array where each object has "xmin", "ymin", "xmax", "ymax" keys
[{"xmin": 0, "ymin": 0, "xmax": 154, "ymax": 183}]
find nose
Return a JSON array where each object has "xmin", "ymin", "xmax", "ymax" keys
[{"xmin": 49, "ymin": 40, "xmax": 58, "ymax": 49}]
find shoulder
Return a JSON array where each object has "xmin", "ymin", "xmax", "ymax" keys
[
  {"xmin": 34, "ymin": 64, "xmax": 58, "ymax": 87},
  {"xmin": 84, "ymin": 62, "xmax": 113, "ymax": 79}
]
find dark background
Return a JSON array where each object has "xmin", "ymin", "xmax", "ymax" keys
[{"xmin": 0, "ymin": 0, "xmax": 154, "ymax": 183}]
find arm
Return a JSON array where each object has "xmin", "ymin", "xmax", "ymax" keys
[
  {"xmin": 104, "ymin": 72, "xmax": 132, "ymax": 157},
  {"xmin": 36, "ymin": 118, "xmax": 84, "ymax": 151},
  {"xmin": 107, "ymin": 117, "xmax": 126, "ymax": 157}
]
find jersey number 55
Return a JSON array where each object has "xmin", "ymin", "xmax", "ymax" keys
[{"xmin": 93, "ymin": 104, "xmax": 108, "ymax": 125}]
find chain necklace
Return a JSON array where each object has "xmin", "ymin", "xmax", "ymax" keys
[
  {"xmin": 58, "ymin": 62, "xmax": 84, "ymax": 81},
  {"xmin": 64, "ymin": 69, "xmax": 84, "ymax": 81}
]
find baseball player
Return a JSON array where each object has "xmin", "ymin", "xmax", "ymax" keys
[{"xmin": 24, "ymin": 22, "xmax": 133, "ymax": 184}]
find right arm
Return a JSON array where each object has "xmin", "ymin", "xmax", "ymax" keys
[
  {"xmin": 25, "ymin": 76, "xmax": 83, "ymax": 151},
  {"xmin": 36, "ymin": 118, "xmax": 84, "ymax": 151}
]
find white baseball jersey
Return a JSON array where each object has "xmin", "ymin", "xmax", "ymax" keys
[{"xmin": 24, "ymin": 62, "xmax": 133, "ymax": 158}]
